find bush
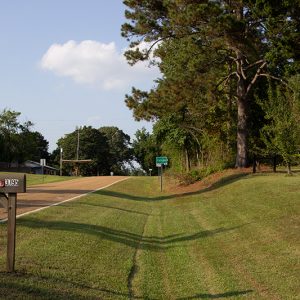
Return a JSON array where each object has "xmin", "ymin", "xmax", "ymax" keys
[{"xmin": 173, "ymin": 164, "xmax": 227, "ymax": 185}]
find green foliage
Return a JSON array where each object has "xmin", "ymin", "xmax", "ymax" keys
[
  {"xmin": 0, "ymin": 109, "xmax": 21, "ymax": 162},
  {"xmin": 132, "ymin": 128, "xmax": 160, "ymax": 174},
  {"xmin": 175, "ymin": 169, "xmax": 202, "ymax": 185},
  {"xmin": 56, "ymin": 126, "xmax": 133, "ymax": 176},
  {"xmin": 153, "ymin": 114, "xmax": 200, "ymax": 172},
  {"xmin": 259, "ymin": 76, "xmax": 300, "ymax": 172},
  {"xmin": 122, "ymin": 0, "xmax": 300, "ymax": 168},
  {"xmin": 174, "ymin": 163, "xmax": 228, "ymax": 185},
  {"xmin": 99, "ymin": 126, "xmax": 133, "ymax": 174},
  {"xmin": 0, "ymin": 109, "xmax": 49, "ymax": 164},
  {"xmin": 18, "ymin": 130, "xmax": 49, "ymax": 162},
  {"xmin": 57, "ymin": 126, "xmax": 110, "ymax": 176}
]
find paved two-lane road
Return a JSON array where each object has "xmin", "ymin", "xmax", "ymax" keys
[{"xmin": 0, "ymin": 176, "xmax": 128, "ymax": 221}]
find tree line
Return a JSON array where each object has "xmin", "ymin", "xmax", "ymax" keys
[
  {"xmin": 2, "ymin": 1, "xmax": 300, "ymax": 177},
  {"xmin": 0, "ymin": 109, "xmax": 49, "ymax": 165},
  {"xmin": 0, "ymin": 109, "xmax": 135, "ymax": 176},
  {"xmin": 121, "ymin": 0, "xmax": 300, "ymax": 175},
  {"xmin": 54, "ymin": 126, "xmax": 132, "ymax": 176}
]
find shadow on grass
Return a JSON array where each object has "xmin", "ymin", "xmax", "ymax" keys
[
  {"xmin": 177, "ymin": 289, "xmax": 253, "ymax": 299},
  {"xmin": 75, "ymin": 201, "xmax": 151, "ymax": 216},
  {"xmin": 94, "ymin": 173, "xmax": 250, "ymax": 202},
  {"xmin": 23, "ymin": 173, "xmax": 251, "ymax": 200},
  {"xmin": 0, "ymin": 272, "xmax": 148, "ymax": 300},
  {"xmin": 0, "ymin": 272, "xmax": 253, "ymax": 300},
  {"xmin": 19, "ymin": 219, "xmax": 248, "ymax": 251}
]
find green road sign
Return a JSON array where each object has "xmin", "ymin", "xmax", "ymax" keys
[{"xmin": 156, "ymin": 156, "xmax": 168, "ymax": 166}]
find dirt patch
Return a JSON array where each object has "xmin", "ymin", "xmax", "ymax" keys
[
  {"xmin": 165, "ymin": 168, "xmax": 252, "ymax": 195},
  {"xmin": 0, "ymin": 176, "xmax": 128, "ymax": 221}
]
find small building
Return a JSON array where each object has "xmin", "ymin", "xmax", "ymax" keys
[
  {"xmin": 0, "ymin": 161, "xmax": 58, "ymax": 175},
  {"xmin": 23, "ymin": 160, "xmax": 58, "ymax": 175}
]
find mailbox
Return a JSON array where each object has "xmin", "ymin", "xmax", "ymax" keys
[{"xmin": 0, "ymin": 174, "xmax": 26, "ymax": 193}]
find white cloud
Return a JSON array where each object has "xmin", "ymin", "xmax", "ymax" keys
[{"xmin": 40, "ymin": 40, "xmax": 160, "ymax": 90}]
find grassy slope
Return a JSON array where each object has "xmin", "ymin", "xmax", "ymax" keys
[
  {"xmin": 0, "ymin": 172, "xmax": 76, "ymax": 187},
  {"xmin": 25, "ymin": 174, "xmax": 77, "ymax": 186},
  {"xmin": 0, "ymin": 174, "xmax": 299, "ymax": 299}
]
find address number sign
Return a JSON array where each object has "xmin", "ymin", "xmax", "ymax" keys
[{"xmin": 0, "ymin": 174, "xmax": 26, "ymax": 193}]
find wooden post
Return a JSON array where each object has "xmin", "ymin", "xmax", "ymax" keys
[
  {"xmin": 160, "ymin": 165, "xmax": 163, "ymax": 192},
  {"xmin": 60, "ymin": 148, "xmax": 63, "ymax": 176},
  {"xmin": 7, "ymin": 193, "xmax": 17, "ymax": 273}
]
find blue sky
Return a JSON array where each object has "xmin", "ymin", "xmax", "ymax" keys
[{"xmin": 0, "ymin": 1, "xmax": 159, "ymax": 151}]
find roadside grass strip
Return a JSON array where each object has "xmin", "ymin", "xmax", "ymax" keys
[
  {"xmin": 0, "ymin": 174, "xmax": 299, "ymax": 299},
  {"xmin": 0, "ymin": 172, "xmax": 76, "ymax": 187},
  {"xmin": 26, "ymin": 174, "xmax": 77, "ymax": 186}
]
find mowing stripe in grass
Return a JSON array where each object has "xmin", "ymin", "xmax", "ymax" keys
[
  {"xmin": 127, "ymin": 208, "xmax": 151, "ymax": 299},
  {"xmin": 0, "ymin": 175, "xmax": 298, "ymax": 299},
  {"xmin": 0, "ymin": 177, "xmax": 129, "ymax": 224}
]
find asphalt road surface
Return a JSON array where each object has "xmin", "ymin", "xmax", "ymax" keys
[{"xmin": 0, "ymin": 176, "xmax": 128, "ymax": 221}]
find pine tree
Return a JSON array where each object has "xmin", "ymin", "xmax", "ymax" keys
[{"xmin": 122, "ymin": 0, "xmax": 300, "ymax": 168}]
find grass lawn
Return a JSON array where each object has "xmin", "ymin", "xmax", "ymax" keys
[
  {"xmin": 25, "ymin": 174, "xmax": 77, "ymax": 186},
  {"xmin": 0, "ymin": 173, "xmax": 299, "ymax": 299},
  {"xmin": 0, "ymin": 172, "xmax": 76, "ymax": 187}
]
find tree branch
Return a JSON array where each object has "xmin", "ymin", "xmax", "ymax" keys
[
  {"xmin": 145, "ymin": 36, "xmax": 172, "ymax": 57},
  {"xmin": 246, "ymin": 61, "xmax": 267, "ymax": 96},
  {"xmin": 258, "ymin": 73, "xmax": 287, "ymax": 84},
  {"xmin": 216, "ymin": 72, "xmax": 238, "ymax": 88},
  {"xmin": 244, "ymin": 59, "xmax": 265, "ymax": 70}
]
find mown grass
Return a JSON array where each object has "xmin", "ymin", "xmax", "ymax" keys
[
  {"xmin": 0, "ymin": 172, "xmax": 76, "ymax": 187},
  {"xmin": 0, "ymin": 173, "xmax": 299, "ymax": 299},
  {"xmin": 25, "ymin": 173, "xmax": 77, "ymax": 186}
]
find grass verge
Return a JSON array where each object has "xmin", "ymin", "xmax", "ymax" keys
[
  {"xmin": 0, "ymin": 172, "xmax": 76, "ymax": 187},
  {"xmin": 0, "ymin": 174, "xmax": 299, "ymax": 299}
]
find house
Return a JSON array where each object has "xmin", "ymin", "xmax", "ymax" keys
[
  {"xmin": 0, "ymin": 160, "xmax": 58, "ymax": 175},
  {"xmin": 23, "ymin": 160, "xmax": 58, "ymax": 175}
]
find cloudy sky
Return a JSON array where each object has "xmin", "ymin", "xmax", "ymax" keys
[{"xmin": 0, "ymin": 1, "xmax": 160, "ymax": 151}]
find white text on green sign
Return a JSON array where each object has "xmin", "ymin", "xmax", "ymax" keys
[{"xmin": 156, "ymin": 157, "xmax": 168, "ymax": 165}]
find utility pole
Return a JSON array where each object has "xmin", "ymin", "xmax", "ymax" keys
[
  {"xmin": 75, "ymin": 126, "xmax": 81, "ymax": 176},
  {"xmin": 60, "ymin": 148, "xmax": 63, "ymax": 176},
  {"xmin": 76, "ymin": 126, "xmax": 80, "ymax": 161}
]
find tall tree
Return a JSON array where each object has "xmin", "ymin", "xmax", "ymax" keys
[
  {"xmin": 99, "ymin": 126, "xmax": 133, "ymax": 174},
  {"xmin": 0, "ymin": 109, "xmax": 21, "ymax": 163},
  {"xmin": 57, "ymin": 126, "xmax": 110, "ymax": 176},
  {"xmin": 18, "ymin": 130, "xmax": 49, "ymax": 162},
  {"xmin": 260, "ymin": 76, "xmax": 300, "ymax": 174},
  {"xmin": 132, "ymin": 128, "xmax": 160, "ymax": 174},
  {"xmin": 122, "ymin": 0, "xmax": 300, "ymax": 167},
  {"xmin": 0, "ymin": 109, "xmax": 49, "ymax": 164}
]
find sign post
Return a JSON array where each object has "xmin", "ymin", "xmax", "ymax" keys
[
  {"xmin": 156, "ymin": 157, "xmax": 168, "ymax": 192},
  {"xmin": 0, "ymin": 174, "xmax": 26, "ymax": 273},
  {"xmin": 40, "ymin": 159, "xmax": 46, "ymax": 183}
]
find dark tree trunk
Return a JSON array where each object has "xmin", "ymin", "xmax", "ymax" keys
[
  {"xmin": 287, "ymin": 162, "xmax": 292, "ymax": 175},
  {"xmin": 273, "ymin": 156, "xmax": 277, "ymax": 173},
  {"xmin": 185, "ymin": 148, "xmax": 190, "ymax": 172},
  {"xmin": 235, "ymin": 79, "xmax": 249, "ymax": 168},
  {"xmin": 252, "ymin": 155, "xmax": 256, "ymax": 173}
]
